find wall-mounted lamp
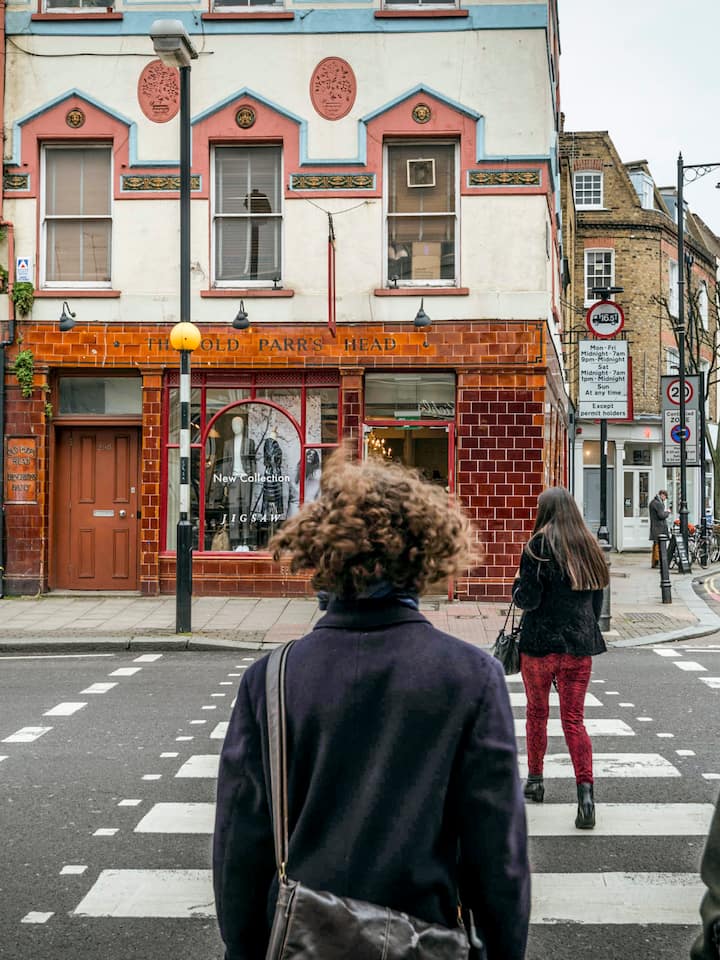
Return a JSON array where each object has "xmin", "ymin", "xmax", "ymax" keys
[
  {"xmin": 232, "ymin": 300, "xmax": 250, "ymax": 331},
  {"xmin": 413, "ymin": 298, "xmax": 431, "ymax": 328},
  {"xmin": 390, "ymin": 275, "xmax": 399, "ymax": 289},
  {"xmin": 59, "ymin": 301, "xmax": 76, "ymax": 332}
]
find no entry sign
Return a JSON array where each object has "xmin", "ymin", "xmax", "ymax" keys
[{"xmin": 585, "ymin": 300, "xmax": 625, "ymax": 339}]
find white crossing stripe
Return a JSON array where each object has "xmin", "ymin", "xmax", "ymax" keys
[
  {"xmin": 73, "ymin": 870, "xmax": 214, "ymax": 918},
  {"xmin": 44, "ymin": 702, "xmax": 87, "ymax": 717},
  {"xmin": 674, "ymin": 662, "xmax": 707, "ymax": 672},
  {"xmin": 527, "ymin": 803, "xmax": 714, "ymax": 836},
  {"xmin": 699, "ymin": 677, "xmax": 720, "ymax": 688},
  {"xmin": 60, "ymin": 865, "xmax": 88, "ymax": 875},
  {"xmin": 210, "ymin": 722, "xmax": 228, "ymax": 740},
  {"xmin": 109, "ymin": 668, "xmax": 142, "ymax": 677},
  {"xmin": 21, "ymin": 912, "xmax": 54, "ymax": 924},
  {"xmin": 80, "ymin": 683, "xmax": 117, "ymax": 694},
  {"xmin": 514, "ymin": 719, "xmax": 634, "ymax": 738},
  {"xmin": 2, "ymin": 726, "xmax": 53, "ymax": 743},
  {"xmin": 518, "ymin": 753, "xmax": 680, "ymax": 778},
  {"xmin": 175, "ymin": 755, "xmax": 219, "ymax": 779},
  {"xmin": 510, "ymin": 692, "xmax": 603, "ymax": 707},
  {"xmin": 531, "ymin": 872, "xmax": 704, "ymax": 924},
  {"xmin": 653, "ymin": 649, "xmax": 681, "ymax": 657},
  {"xmin": 135, "ymin": 803, "xmax": 214, "ymax": 834},
  {"xmin": 134, "ymin": 654, "xmax": 163, "ymax": 662}
]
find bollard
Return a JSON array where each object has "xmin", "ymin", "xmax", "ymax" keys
[
  {"xmin": 658, "ymin": 531, "xmax": 672, "ymax": 604},
  {"xmin": 598, "ymin": 541, "xmax": 612, "ymax": 632}
]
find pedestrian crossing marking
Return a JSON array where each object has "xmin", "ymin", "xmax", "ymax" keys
[
  {"xmin": 2, "ymin": 726, "xmax": 52, "ymax": 743},
  {"xmin": 21, "ymin": 911, "xmax": 54, "ymax": 924},
  {"xmin": 531, "ymin": 872, "xmax": 704, "ymax": 924},
  {"xmin": 80, "ymin": 683, "xmax": 117, "ymax": 694},
  {"xmin": 211, "ymin": 722, "xmax": 228, "ymax": 739},
  {"xmin": 527, "ymin": 803, "xmax": 714, "ymax": 836},
  {"xmin": 60, "ymin": 865, "xmax": 87, "ymax": 875},
  {"xmin": 514, "ymin": 719, "xmax": 634, "ymax": 738},
  {"xmin": 699, "ymin": 677, "xmax": 720, "ymax": 688},
  {"xmin": 43, "ymin": 702, "xmax": 87, "ymax": 717},
  {"xmin": 518, "ymin": 754, "xmax": 681, "ymax": 778},
  {"xmin": 134, "ymin": 654, "xmax": 163, "ymax": 662},
  {"xmin": 135, "ymin": 802, "xmax": 214, "ymax": 834},
  {"xmin": 674, "ymin": 661, "xmax": 707, "ymax": 672},
  {"xmin": 653, "ymin": 649, "xmax": 681, "ymax": 657},
  {"xmin": 73, "ymin": 869, "xmax": 214, "ymax": 918},
  {"xmin": 109, "ymin": 668, "xmax": 142, "ymax": 677},
  {"xmin": 510, "ymin": 692, "xmax": 603, "ymax": 707},
  {"xmin": 175, "ymin": 755, "xmax": 219, "ymax": 778}
]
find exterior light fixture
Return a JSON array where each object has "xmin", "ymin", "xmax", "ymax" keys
[
  {"xmin": 232, "ymin": 301, "xmax": 250, "ymax": 331},
  {"xmin": 149, "ymin": 19, "xmax": 198, "ymax": 69},
  {"xmin": 59, "ymin": 301, "xmax": 76, "ymax": 332},
  {"xmin": 413, "ymin": 298, "xmax": 431, "ymax": 328}
]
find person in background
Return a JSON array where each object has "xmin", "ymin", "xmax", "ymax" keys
[
  {"xmin": 513, "ymin": 486, "xmax": 609, "ymax": 830},
  {"xmin": 213, "ymin": 455, "xmax": 530, "ymax": 960},
  {"xmin": 691, "ymin": 794, "xmax": 720, "ymax": 959},
  {"xmin": 649, "ymin": 489, "xmax": 671, "ymax": 568}
]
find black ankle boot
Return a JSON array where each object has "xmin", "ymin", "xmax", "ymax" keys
[
  {"xmin": 523, "ymin": 775, "xmax": 544, "ymax": 803},
  {"xmin": 575, "ymin": 782, "xmax": 595, "ymax": 829}
]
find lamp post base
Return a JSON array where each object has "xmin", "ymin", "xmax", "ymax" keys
[{"xmin": 176, "ymin": 520, "xmax": 193, "ymax": 633}]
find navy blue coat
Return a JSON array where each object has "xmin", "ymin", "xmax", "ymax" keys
[{"xmin": 213, "ymin": 598, "xmax": 530, "ymax": 960}]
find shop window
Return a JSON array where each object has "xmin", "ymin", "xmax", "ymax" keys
[
  {"xmin": 383, "ymin": 0, "xmax": 456, "ymax": 6},
  {"xmin": 213, "ymin": 145, "xmax": 282, "ymax": 286},
  {"xmin": 163, "ymin": 374, "xmax": 339, "ymax": 553},
  {"xmin": 42, "ymin": 145, "xmax": 112, "ymax": 287},
  {"xmin": 385, "ymin": 142, "xmax": 457, "ymax": 286},
  {"xmin": 58, "ymin": 377, "xmax": 141, "ymax": 415},
  {"xmin": 574, "ymin": 170, "xmax": 603, "ymax": 208},
  {"xmin": 623, "ymin": 444, "xmax": 651, "ymax": 466},
  {"xmin": 365, "ymin": 372, "xmax": 455, "ymax": 420},
  {"xmin": 584, "ymin": 249, "xmax": 614, "ymax": 305}
]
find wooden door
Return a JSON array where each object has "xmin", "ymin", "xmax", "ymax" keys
[{"xmin": 53, "ymin": 427, "xmax": 140, "ymax": 590}]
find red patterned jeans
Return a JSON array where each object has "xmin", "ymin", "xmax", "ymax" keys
[{"xmin": 520, "ymin": 652, "xmax": 594, "ymax": 784}]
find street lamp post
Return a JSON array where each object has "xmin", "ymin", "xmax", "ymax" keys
[
  {"xmin": 151, "ymin": 20, "xmax": 199, "ymax": 633},
  {"xmin": 675, "ymin": 153, "xmax": 720, "ymax": 557}
]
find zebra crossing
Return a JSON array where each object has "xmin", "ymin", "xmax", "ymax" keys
[{"xmin": 12, "ymin": 643, "xmax": 717, "ymax": 954}]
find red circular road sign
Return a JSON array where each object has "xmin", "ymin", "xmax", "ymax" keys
[
  {"xmin": 665, "ymin": 377, "xmax": 694, "ymax": 406},
  {"xmin": 585, "ymin": 300, "xmax": 625, "ymax": 338}
]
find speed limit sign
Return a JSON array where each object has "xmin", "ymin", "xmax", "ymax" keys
[{"xmin": 661, "ymin": 375, "xmax": 700, "ymax": 414}]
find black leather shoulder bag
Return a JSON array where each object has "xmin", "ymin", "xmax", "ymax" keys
[{"xmin": 264, "ymin": 639, "xmax": 471, "ymax": 960}]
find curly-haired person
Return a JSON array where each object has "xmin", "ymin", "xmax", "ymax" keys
[{"xmin": 213, "ymin": 455, "xmax": 530, "ymax": 960}]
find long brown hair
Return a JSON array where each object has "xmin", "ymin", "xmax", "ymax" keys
[{"xmin": 528, "ymin": 486, "xmax": 609, "ymax": 591}]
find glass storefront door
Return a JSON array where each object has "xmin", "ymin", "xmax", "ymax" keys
[{"xmin": 622, "ymin": 468, "xmax": 651, "ymax": 549}]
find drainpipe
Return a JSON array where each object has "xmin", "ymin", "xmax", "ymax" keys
[{"xmin": 0, "ymin": 221, "xmax": 17, "ymax": 599}]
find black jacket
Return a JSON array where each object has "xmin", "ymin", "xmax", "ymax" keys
[
  {"xmin": 691, "ymin": 794, "xmax": 720, "ymax": 959},
  {"xmin": 649, "ymin": 494, "xmax": 671, "ymax": 542},
  {"xmin": 213, "ymin": 598, "xmax": 530, "ymax": 960},
  {"xmin": 512, "ymin": 533, "xmax": 606, "ymax": 658}
]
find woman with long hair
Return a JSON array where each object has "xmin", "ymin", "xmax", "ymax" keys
[
  {"xmin": 213, "ymin": 454, "xmax": 530, "ymax": 960},
  {"xmin": 512, "ymin": 486, "xmax": 609, "ymax": 830}
]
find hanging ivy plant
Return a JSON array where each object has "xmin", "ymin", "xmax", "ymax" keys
[
  {"xmin": 11, "ymin": 282, "xmax": 34, "ymax": 317},
  {"xmin": 14, "ymin": 348, "xmax": 35, "ymax": 398},
  {"xmin": 0, "ymin": 265, "xmax": 8, "ymax": 293}
]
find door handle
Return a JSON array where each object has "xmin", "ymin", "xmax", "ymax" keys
[{"xmin": 119, "ymin": 509, "xmax": 127, "ymax": 518}]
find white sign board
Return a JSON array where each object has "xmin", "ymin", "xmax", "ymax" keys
[
  {"xmin": 578, "ymin": 340, "xmax": 629, "ymax": 419},
  {"xmin": 585, "ymin": 299, "xmax": 625, "ymax": 338},
  {"xmin": 663, "ymin": 409, "xmax": 699, "ymax": 467},
  {"xmin": 16, "ymin": 257, "xmax": 31, "ymax": 283}
]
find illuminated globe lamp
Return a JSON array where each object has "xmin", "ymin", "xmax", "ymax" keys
[{"xmin": 169, "ymin": 320, "xmax": 202, "ymax": 352}]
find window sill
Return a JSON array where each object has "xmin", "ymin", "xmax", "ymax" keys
[
  {"xmin": 200, "ymin": 288, "xmax": 294, "ymax": 298},
  {"xmin": 32, "ymin": 11, "xmax": 123, "ymax": 19},
  {"xmin": 34, "ymin": 289, "xmax": 121, "ymax": 298},
  {"xmin": 202, "ymin": 10, "xmax": 294, "ymax": 19},
  {"xmin": 374, "ymin": 286, "xmax": 469, "ymax": 296},
  {"xmin": 374, "ymin": 8, "xmax": 468, "ymax": 17}
]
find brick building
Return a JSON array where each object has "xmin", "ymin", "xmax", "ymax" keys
[
  {"xmin": 559, "ymin": 130, "xmax": 719, "ymax": 550},
  {"xmin": 0, "ymin": 0, "xmax": 566, "ymax": 599}
]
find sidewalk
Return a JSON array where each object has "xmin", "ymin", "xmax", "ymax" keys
[{"xmin": 1, "ymin": 552, "xmax": 719, "ymax": 653}]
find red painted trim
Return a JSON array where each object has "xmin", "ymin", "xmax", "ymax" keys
[
  {"xmin": 31, "ymin": 11, "xmax": 122, "ymax": 18},
  {"xmin": 200, "ymin": 288, "xmax": 294, "ymax": 298},
  {"xmin": 374, "ymin": 9, "xmax": 468, "ymax": 17},
  {"xmin": 374, "ymin": 287, "xmax": 469, "ymax": 296},
  {"xmin": 34, "ymin": 289, "xmax": 121, "ymax": 298},
  {"xmin": 202, "ymin": 11, "xmax": 294, "ymax": 18}
]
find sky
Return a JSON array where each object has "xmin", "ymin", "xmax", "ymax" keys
[{"xmin": 557, "ymin": 0, "xmax": 720, "ymax": 234}]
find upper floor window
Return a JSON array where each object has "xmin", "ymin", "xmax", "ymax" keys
[
  {"xmin": 629, "ymin": 171, "xmax": 654, "ymax": 210},
  {"xmin": 44, "ymin": 0, "xmax": 114, "ymax": 10},
  {"xmin": 385, "ymin": 142, "xmax": 458, "ymax": 287},
  {"xmin": 669, "ymin": 259, "xmax": 679, "ymax": 317},
  {"xmin": 213, "ymin": 0, "xmax": 282, "ymax": 8},
  {"xmin": 574, "ymin": 171, "xmax": 603, "ymax": 209},
  {"xmin": 42, "ymin": 144, "xmax": 112, "ymax": 288},
  {"xmin": 384, "ymin": 0, "xmax": 456, "ymax": 6},
  {"xmin": 584, "ymin": 249, "xmax": 614, "ymax": 305},
  {"xmin": 698, "ymin": 281, "xmax": 709, "ymax": 329},
  {"xmin": 213, "ymin": 145, "xmax": 282, "ymax": 287}
]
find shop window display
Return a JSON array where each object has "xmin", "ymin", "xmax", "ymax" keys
[{"xmin": 163, "ymin": 374, "xmax": 338, "ymax": 553}]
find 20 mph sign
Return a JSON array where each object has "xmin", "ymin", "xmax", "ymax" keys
[{"xmin": 585, "ymin": 300, "xmax": 625, "ymax": 339}]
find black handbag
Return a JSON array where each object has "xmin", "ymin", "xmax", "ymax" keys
[
  {"xmin": 492, "ymin": 602, "xmax": 521, "ymax": 675},
  {"xmin": 264, "ymin": 640, "xmax": 471, "ymax": 960}
]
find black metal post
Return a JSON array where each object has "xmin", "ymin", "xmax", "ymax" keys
[
  {"xmin": 597, "ymin": 417, "xmax": 611, "ymax": 631},
  {"xmin": 699, "ymin": 370, "xmax": 708, "ymax": 566},
  {"xmin": 677, "ymin": 152, "xmax": 690, "ymax": 557},
  {"xmin": 176, "ymin": 63, "xmax": 192, "ymax": 634},
  {"xmin": 658, "ymin": 531, "xmax": 672, "ymax": 603}
]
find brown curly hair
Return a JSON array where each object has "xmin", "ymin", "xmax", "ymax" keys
[{"xmin": 270, "ymin": 453, "xmax": 476, "ymax": 597}]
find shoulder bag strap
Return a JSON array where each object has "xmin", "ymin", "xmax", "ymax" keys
[{"xmin": 265, "ymin": 639, "xmax": 297, "ymax": 881}]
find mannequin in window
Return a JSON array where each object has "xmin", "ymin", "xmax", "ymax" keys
[
  {"xmin": 305, "ymin": 449, "xmax": 321, "ymax": 502},
  {"xmin": 221, "ymin": 415, "xmax": 256, "ymax": 551},
  {"xmin": 260, "ymin": 436, "xmax": 285, "ymax": 546}
]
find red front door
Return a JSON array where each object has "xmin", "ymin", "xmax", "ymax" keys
[{"xmin": 53, "ymin": 427, "xmax": 140, "ymax": 590}]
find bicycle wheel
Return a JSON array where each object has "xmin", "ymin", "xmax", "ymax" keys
[{"xmin": 712, "ymin": 532, "xmax": 720, "ymax": 563}]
